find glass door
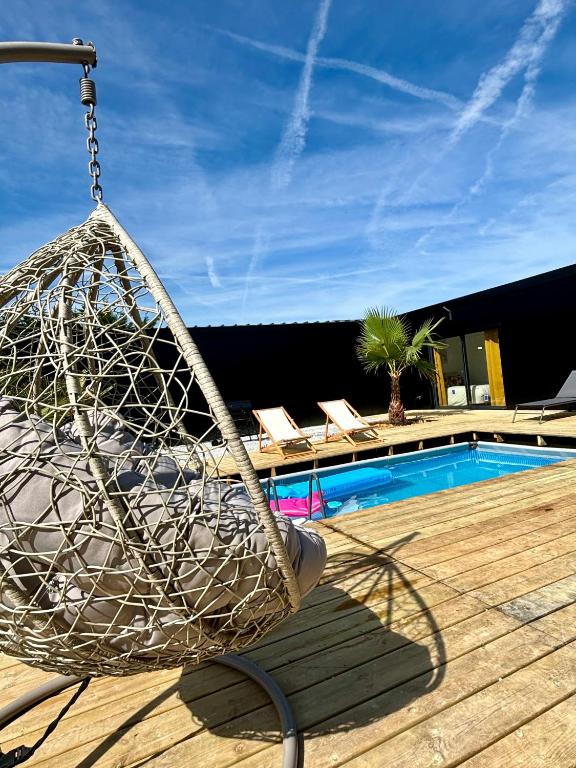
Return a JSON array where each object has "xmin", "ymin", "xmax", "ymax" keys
[
  {"xmin": 464, "ymin": 331, "xmax": 491, "ymax": 405},
  {"xmin": 434, "ymin": 336, "xmax": 468, "ymax": 407},
  {"xmin": 434, "ymin": 328, "xmax": 506, "ymax": 407}
]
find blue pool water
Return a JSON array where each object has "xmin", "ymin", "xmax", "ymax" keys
[{"xmin": 267, "ymin": 441, "xmax": 576, "ymax": 518}]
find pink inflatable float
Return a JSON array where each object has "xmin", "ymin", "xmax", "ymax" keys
[{"xmin": 269, "ymin": 492, "xmax": 324, "ymax": 518}]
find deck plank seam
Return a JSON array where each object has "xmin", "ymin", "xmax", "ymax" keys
[
  {"xmin": 406, "ymin": 508, "xmax": 576, "ymax": 568},
  {"xmin": 411, "ymin": 518, "xmax": 576, "ymax": 577},
  {"xmin": 346, "ymin": 655, "xmax": 576, "ymax": 768},
  {"xmin": 391, "ymin": 546, "xmax": 576, "ymax": 641}
]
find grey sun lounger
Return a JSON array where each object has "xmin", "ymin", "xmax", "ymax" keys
[{"xmin": 512, "ymin": 371, "xmax": 576, "ymax": 423}]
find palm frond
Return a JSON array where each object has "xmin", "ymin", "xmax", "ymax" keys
[
  {"xmin": 356, "ymin": 307, "xmax": 410, "ymax": 372},
  {"xmin": 411, "ymin": 357, "xmax": 440, "ymax": 381},
  {"xmin": 410, "ymin": 317, "xmax": 445, "ymax": 350},
  {"xmin": 357, "ymin": 304, "xmax": 446, "ymax": 392},
  {"xmin": 405, "ymin": 317, "xmax": 446, "ymax": 366}
]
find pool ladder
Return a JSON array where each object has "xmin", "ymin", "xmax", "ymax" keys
[{"xmin": 266, "ymin": 473, "xmax": 328, "ymax": 520}]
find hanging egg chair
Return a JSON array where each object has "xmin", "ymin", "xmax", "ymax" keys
[{"xmin": 0, "ymin": 39, "xmax": 325, "ymax": 767}]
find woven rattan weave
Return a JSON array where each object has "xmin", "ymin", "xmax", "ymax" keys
[{"xmin": 0, "ymin": 203, "xmax": 304, "ymax": 677}]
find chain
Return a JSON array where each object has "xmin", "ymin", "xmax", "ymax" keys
[
  {"xmin": 84, "ymin": 104, "xmax": 102, "ymax": 201},
  {"xmin": 79, "ymin": 58, "xmax": 103, "ymax": 202}
]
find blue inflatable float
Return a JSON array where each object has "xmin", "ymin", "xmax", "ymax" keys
[{"xmin": 274, "ymin": 465, "xmax": 393, "ymax": 502}]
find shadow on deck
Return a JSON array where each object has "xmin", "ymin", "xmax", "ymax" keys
[{"xmin": 74, "ymin": 538, "xmax": 445, "ymax": 767}]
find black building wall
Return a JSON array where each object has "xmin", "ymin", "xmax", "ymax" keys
[
  {"xmin": 179, "ymin": 264, "xmax": 576, "ymax": 426},
  {"xmin": 183, "ymin": 321, "xmax": 396, "ymax": 428},
  {"xmin": 406, "ymin": 263, "xmax": 576, "ymax": 409}
]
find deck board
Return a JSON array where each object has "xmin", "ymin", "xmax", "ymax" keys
[
  {"xmin": 458, "ymin": 693, "xmax": 576, "ymax": 768},
  {"xmin": 3, "ymin": 415, "xmax": 576, "ymax": 765},
  {"xmin": 341, "ymin": 644, "xmax": 576, "ymax": 768}
]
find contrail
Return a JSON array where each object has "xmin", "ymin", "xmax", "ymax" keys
[
  {"xmin": 316, "ymin": 56, "xmax": 461, "ymax": 111},
  {"xmin": 370, "ymin": 0, "xmax": 570, "ymax": 249},
  {"xmin": 205, "ymin": 255, "xmax": 222, "ymax": 288},
  {"xmin": 415, "ymin": 0, "xmax": 569, "ymax": 251},
  {"xmin": 272, "ymin": 0, "xmax": 333, "ymax": 190},
  {"xmin": 467, "ymin": 1, "xmax": 568, "ymax": 194},
  {"xmin": 448, "ymin": 0, "xmax": 569, "ymax": 147},
  {"xmin": 218, "ymin": 27, "xmax": 462, "ymax": 111},
  {"xmin": 217, "ymin": 31, "xmax": 305, "ymax": 65},
  {"xmin": 240, "ymin": 223, "xmax": 267, "ymax": 319},
  {"xmin": 241, "ymin": 0, "xmax": 332, "ymax": 317}
]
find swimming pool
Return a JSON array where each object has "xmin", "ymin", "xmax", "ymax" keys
[{"xmin": 266, "ymin": 441, "xmax": 576, "ymax": 519}]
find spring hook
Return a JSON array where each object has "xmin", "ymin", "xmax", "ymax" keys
[{"xmin": 80, "ymin": 77, "xmax": 97, "ymax": 106}]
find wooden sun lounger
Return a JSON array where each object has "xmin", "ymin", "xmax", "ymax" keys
[
  {"xmin": 252, "ymin": 407, "xmax": 317, "ymax": 458},
  {"xmin": 318, "ymin": 399, "xmax": 381, "ymax": 445}
]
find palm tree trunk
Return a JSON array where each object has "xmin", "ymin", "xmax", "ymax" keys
[{"xmin": 388, "ymin": 374, "xmax": 406, "ymax": 425}]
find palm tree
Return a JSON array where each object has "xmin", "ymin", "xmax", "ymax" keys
[{"xmin": 356, "ymin": 307, "xmax": 445, "ymax": 426}]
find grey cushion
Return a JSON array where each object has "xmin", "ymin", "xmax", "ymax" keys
[
  {"xmin": 0, "ymin": 398, "xmax": 326, "ymax": 658},
  {"xmin": 63, "ymin": 410, "xmax": 200, "ymax": 488}
]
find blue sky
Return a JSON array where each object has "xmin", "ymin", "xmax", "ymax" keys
[{"xmin": 1, "ymin": 0, "xmax": 575, "ymax": 325}]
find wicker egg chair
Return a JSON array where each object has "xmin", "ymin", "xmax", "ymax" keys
[
  {"xmin": 0, "ymin": 40, "xmax": 326, "ymax": 768},
  {"xmin": 0, "ymin": 201, "xmax": 315, "ymax": 672}
]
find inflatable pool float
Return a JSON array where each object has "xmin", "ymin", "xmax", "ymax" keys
[
  {"xmin": 270, "ymin": 491, "xmax": 324, "ymax": 518},
  {"xmin": 270, "ymin": 466, "xmax": 393, "ymax": 503}
]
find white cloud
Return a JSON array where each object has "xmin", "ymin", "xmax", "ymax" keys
[
  {"xmin": 2, "ymin": 1, "xmax": 575, "ymax": 328},
  {"xmin": 312, "ymin": 108, "xmax": 453, "ymax": 136},
  {"xmin": 241, "ymin": 0, "xmax": 333, "ymax": 314}
]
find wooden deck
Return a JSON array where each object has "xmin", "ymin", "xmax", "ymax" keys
[
  {"xmin": 3, "ymin": 416, "xmax": 576, "ymax": 765},
  {"xmin": 216, "ymin": 407, "xmax": 576, "ymax": 476}
]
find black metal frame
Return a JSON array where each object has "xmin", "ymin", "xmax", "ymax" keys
[{"xmin": 434, "ymin": 331, "xmax": 500, "ymax": 410}]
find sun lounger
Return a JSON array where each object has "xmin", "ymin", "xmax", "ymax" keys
[
  {"xmin": 318, "ymin": 399, "xmax": 381, "ymax": 445},
  {"xmin": 252, "ymin": 406, "xmax": 317, "ymax": 458},
  {"xmin": 512, "ymin": 371, "xmax": 576, "ymax": 423}
]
